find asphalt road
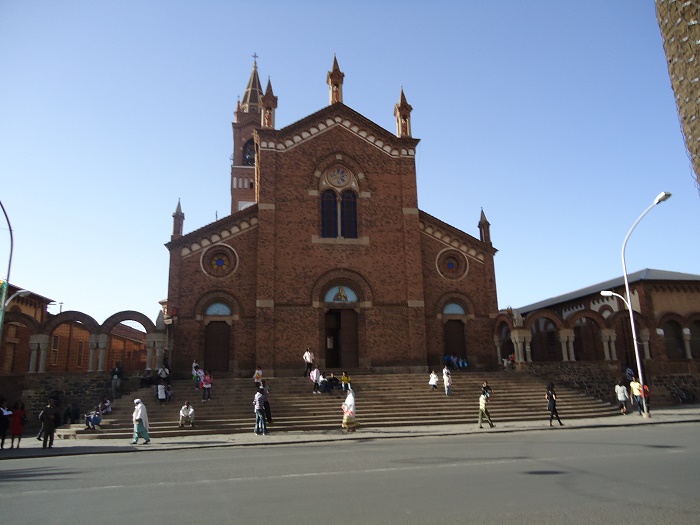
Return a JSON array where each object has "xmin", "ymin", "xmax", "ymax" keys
[{"xmin": 1, "ymin": 423, "xmax": 698, "ymax": 525}]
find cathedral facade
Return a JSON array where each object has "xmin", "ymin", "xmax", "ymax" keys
[{"xmin": 164, "ymin": 58, "xmax": 499, "ymax": 377}]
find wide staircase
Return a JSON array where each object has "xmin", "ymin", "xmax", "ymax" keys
[{"xmin": 56, "ymin": 371, "xmax": 620, "ymax": 440}]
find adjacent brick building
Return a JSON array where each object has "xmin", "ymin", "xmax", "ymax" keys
[{"xmin": 164, "ymin": 58, "xmax": 499, "ymax": 377}]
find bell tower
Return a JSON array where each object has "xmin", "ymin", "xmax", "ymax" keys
[{"xmin": 231, "ymin": 56, "xmax": 265, "ymax": 213}]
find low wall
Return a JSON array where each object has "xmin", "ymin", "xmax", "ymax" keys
[{"xmin": 522, "ymin": 362, "xmax": 622, "ymax": 405}]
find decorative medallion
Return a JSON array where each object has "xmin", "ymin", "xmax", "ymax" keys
[
  {"xmin": 436, "ymin": 249, "xmax": 469, "ymax": 280},
  {"xmin": 201, "ymin": 244, "xmax": 238, "ymax": 278},
  {"xmin": 326, "ymin": 166, "xmax": 351, "ymax": 188}
]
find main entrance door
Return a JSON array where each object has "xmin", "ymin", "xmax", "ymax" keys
[
  {"xmin": 444, "ymin": 320, "xmax": 466, "ymax": 359},
  {"xmin": 204, "ymin": 321, "xmax": 231, "ymax": 371},
  {"xmin": 325, "ymin": 309, "xmax": 359, "ymax": 369}
]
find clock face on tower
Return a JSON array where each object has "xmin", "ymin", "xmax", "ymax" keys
[{"xmin": 327, "ymin": 167, "xmax": 349, "ymax": 188}]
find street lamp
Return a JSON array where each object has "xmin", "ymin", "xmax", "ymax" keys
[
  {"xmin": 0, "ymin": 199, "xmax": 15, "ymax": 347},
  {"xmin": 4, "ymin": 289, "xmax": 31, "ymax": 307},
  {"xmin": 608, "ymin": 190, "xmax": 671, "ymax": 419}
]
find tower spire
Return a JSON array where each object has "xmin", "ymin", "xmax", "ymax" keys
[
  {"xmin": 240, "ymin": 55, "xmax": 263, "ymax": 114},
  {"xmin": 261, "ymin": 76, "xmax": 278, "ymax": 129},
  {"xmin": 172, "ymin": 199, "xmax": 185, "ymax": 240},
  {"xmin": 326, "ymin": 55, "xmax": 344, "ymax": 105},
  {"xmin": 394, "ymin": 87, "xmax": 413, "ymax": 138},
  {"xmin": 478, "ymin": 208, "xmax": 491, "ymax": 246}
]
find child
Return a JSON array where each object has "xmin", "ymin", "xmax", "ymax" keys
[
  {"xmin": 253, "ymin": 366, "xmax": 263, "ymax": 388},
  {"xmin": 428, "ymin": 370, "xmax": 438, "ymax": 391},
  {"xmin": 157, "ymin": 380, "xmax": 167, "ymax": 406}
]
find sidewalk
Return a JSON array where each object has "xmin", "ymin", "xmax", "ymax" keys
[{"xmin": 2, "ymin": 406, "xmax": 699, "ymax": 461}]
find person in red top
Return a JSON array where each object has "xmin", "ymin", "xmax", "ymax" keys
[
  {"xmin": 10, "ymin": 401, "xmax": 27, "ymax": 449},
  {"xmin": 201, "ymin": 371, "xmax": 213, "ymax": 402}
]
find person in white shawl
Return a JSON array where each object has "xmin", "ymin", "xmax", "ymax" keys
[
  {"xmin": 132, "ymin": 399, "xmax": 150, "ymax": 444},
  {"xmin": 341, "ymin": 389, "xmax": 358, "ymax": 432}
]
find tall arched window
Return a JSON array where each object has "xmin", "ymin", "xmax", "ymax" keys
[
  {"xmin": 242, "ymin": 139, "xmax": 255, "ymax": 166},
  {"xmin": 340, "ymin": 191, "xmax": 357, "ymax": 238},
  {"xmin": 663, "ymin": 320, "xmax": 685, "ymax": 360},
  {"xmin": 321, "ymin": 189, "xmax": 358, "ymax": 239},
  {"xmin": 321, "ymin": 190, "xmax": 338, "ymax": 238}
]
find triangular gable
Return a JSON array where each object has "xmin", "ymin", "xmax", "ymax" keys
[
  {"xmin": 257, "ymin": 103, "xmax": 419, "ymax": 158},
  {"xmin": 165, "ymin": 204, "xmax": 259, "ymax": 257},
  {"xmin": 419, "ymin": 210, "xmax": 497, "ymax": 265}
]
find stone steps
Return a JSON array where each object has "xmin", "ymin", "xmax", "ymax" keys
[{"xmin": 57, "ymin": 372, "xmax": 619, "ymax": 440}]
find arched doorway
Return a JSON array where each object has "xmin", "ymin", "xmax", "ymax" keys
[
  {"xmin": 203, "ymin": 302, "xmax": 232, "ymax": 371},
  {"xmin": 530, "ymin": 317, "xmax": 560, "ymax": 361},
  {"xmin": 324, "ymin": 286, "xmax": 359, "ymax": 369},
  {"xmin": 442, "ymin": 302, "xmax": 467, "ymax": 361}
]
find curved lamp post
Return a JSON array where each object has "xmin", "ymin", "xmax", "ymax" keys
[
  {"xmin": 0, "ymin": 199, "xmax": 15, "ymax": 347},
  {"xmin": 605, "ymin": 190, "xmax": 671, "ymax": 419}
]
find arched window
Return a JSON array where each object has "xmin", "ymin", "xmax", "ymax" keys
[
  {"xmin": 242, "ymin": 139, "xmax": 255, "ymax": 166},
  {"xmin": 443, "ymin": 303, "xmax": 465, "ymax": 315},
  {"xmin": 321, "ymin": 190, "xmax": 338, "ymax": 238},
  {"xmin": 324, "ymin": 285, "xmax": 358, "ymax": 303},
  {"xmin": 205, "ymin": 302, "xmax": 232, "ymax": 316},
  {"xmin": 340, "ymin": 191, "xmax": 357, "ymax": 238},
  {"xmin": 321, "ymin": 189, "xmax": 358, "ymax": 239},
  {"xmin": 690, "ymin": 320, "xmax": 700, "ymax": 359},
  {"xmin": 663, "ymin": 320, "xmax": 685, "ymax": 360}
]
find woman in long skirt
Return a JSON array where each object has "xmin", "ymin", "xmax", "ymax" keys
[
  {"xmin": 132, "ymin": 399, "xmax": 151, "ymax": 444},
  {"xmin": 342, "ymin": 389, "xmax": 358, "ymax": 432}
]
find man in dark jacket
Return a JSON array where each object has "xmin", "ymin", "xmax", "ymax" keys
[{"xmin": 41, "ymin": 398, "xmax": 60, "ymax": 449}]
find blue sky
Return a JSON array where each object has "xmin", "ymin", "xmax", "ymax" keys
[{"xmin": 1, "ymin": 1, "xmax": 698, "ymax": 325}]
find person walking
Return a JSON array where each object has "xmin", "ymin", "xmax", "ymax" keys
[
  {"xmin": 201, "ymin": 370, "xmax": 213, "ymax": 402},
  {"xmin": 131, "ymin": 399, "xmax": 150, "ymax": 444},
  {"xmin": 110, "ymin": 362, "xmax": 123, "ymax": 399},
  {"xmin": 192, "ymin": 360, "xmax": 200, "ymax": 389},
  {"xmin": 157, "ymin": 380, "xmax": 167, "ymax": 406},
  {"xmin": 40, "ymin": 398, "xmax": 60, "ymax": 449},
  {"xmin": 261, "ymin": 380, "xmax": 273, "ymax": 425},
  {"xmin": 545, "ymin": 383, "xmax": 564, "ymax": 427},
  {"xmin": 254, "ymin": 387, "xmax": 267, "ymax": 435},
  {"xmin": 0, "ymin": 400, "xmax": 11, "ymax": 449},
  {"xmin": 629, "ymin": 377, "xmax": 644, "ymax": 415},
  {"xmin": 341, "ymin": 389, "xmax": 358, "ymax": 433},
  {"xmin": 615, "ymin": 380, "xmax": 629, "ymax": 415},
  {"xmin": 10, "ymin": 402, "xmax": 27, "ymax": 448},
  {"xmin": 303, "ymin": 348, "xmax": 314, "ymax": 377},
  {"xmin": 478, "ymin": 393, "xmax": 494, "ymax": 429},
  {"xmin": 643, "ymin": 384, "xmax": 651, "ymax": 416},
  {"xmin": 442, "ymin": 366, "xmax": 452, "ymax": 396},
  {"xmin": 310, "ymin": 365, "xmax": 321, "ymax": 394},
  {"xmin": 428, "ymin": 370, "xmax": 439, "ymax": 391},
  {"xmin": 253, "ymin": 366, "xmax": 263, "ymax": 388}
]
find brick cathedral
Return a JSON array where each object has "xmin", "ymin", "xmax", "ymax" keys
[{"xmin": 164, "ymin": 58, "xmax": 499, "ymax": 377}]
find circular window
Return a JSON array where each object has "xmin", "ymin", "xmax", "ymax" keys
[
  {"xmin": 436, "ymin": 249, "xmax": 469, "ymax": 280},
  {"xmin": 201, "ymin": 244, "xmax": 238, "ymax": 278}
]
